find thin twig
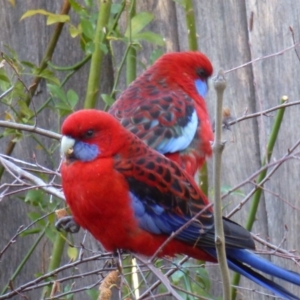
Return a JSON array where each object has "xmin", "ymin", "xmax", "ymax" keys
[
  {"xmin": 213, "ymin": 69, "xmax": 231, "ymax": 299},
  {"xmin": 134, "ymin": 254, "xmax": 183, "ymax": 300},
  {"xmin": 0, "ymin": 156, "xmax": 64, "ymax": 200},
  {"xmin": 224, "ymin": 42, "xmax": 300, "ymax": 73}
]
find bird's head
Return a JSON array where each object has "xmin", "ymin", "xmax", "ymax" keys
[
  {"xmin": 155, "ymin": 51, "xmax": 213, "ymax": 98},
  {"xmin": 61, "ymin": 110, "xmax": 125, "ymax": 162}
]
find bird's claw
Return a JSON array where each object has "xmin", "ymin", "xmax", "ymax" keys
[{"xmin": 55, "ymin": 216, "xmax": 80, "ymax": 233}]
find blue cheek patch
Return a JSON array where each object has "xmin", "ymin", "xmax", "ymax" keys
[
  {"xmin": 73, "ymin": 141, "xmax": 99, "ymax": 162},
  {"xmin": 195, "ymin": 79, "xmax": 208, "ymax": 98}
]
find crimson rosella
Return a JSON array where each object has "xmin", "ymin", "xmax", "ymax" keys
[
  {"xmin": 60, "ymin": 109, "xmax": 300, "ymax": 299},
  {"xmin": 109, "ymin": 51, "xmax": 214, "ymax": 177}
]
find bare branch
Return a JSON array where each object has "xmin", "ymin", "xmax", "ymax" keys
[
  {"xmin": 0, "ymin": 155, "xmax": 64, "ymax": 200},
  {"xmin": 0, "ymin": 121, "xmax": 61, "ymax": 140},
  {"xmin": 224, "ymin": 42, "xmax": 300, "ymax": 73}
]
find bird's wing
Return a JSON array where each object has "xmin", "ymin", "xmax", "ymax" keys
[
  {"xmin": 109, "ymin": 81, "xmax": 199, "ymax": 155},
  {"xmin": 114, "ymin": 148, "xmax": 254, "ymax": 250}
]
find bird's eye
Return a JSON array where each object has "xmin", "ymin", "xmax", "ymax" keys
[
  {"xmin": 84, "ymin": 129, "xmax": 94, "ymax": 138},
  {"xmin": 196, "ymin": 68, "xmax": 207, "ymax": 78}
]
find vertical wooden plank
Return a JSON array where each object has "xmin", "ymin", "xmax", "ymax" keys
[{"xmin": 244, "ymin": 0, "xmax": 300, "ymax": 297}]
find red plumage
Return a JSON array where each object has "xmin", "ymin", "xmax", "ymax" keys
[
  {"xmin": 61, "ymin": 109, "xmax": 218, "ymax": 262},
  {"xmin": 60, "ymin": 110, "xmax": 300, "ymax": 299},
  {"xmin": 109, "ymin": 51, "xmax": 214, "ymax": 176}
]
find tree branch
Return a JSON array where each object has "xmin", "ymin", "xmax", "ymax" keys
[{"xmin": 213, "ymin": 69, "xmax": 231, "ymax": 299}]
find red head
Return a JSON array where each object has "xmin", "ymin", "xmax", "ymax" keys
[
  {"xmin": 154, "ymin": 51, "xmax": 213, "ymax": 80},
  {"xmin": 61, "ymin": 109, "xmax": 128, "ymax": 161}
]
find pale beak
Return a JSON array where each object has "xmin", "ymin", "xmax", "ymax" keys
[{"xmin": 61, "ymin": 136, "xmax": 75, "ymax": 158}]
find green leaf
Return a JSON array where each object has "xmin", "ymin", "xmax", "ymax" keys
[
  {"xmin": 21, "ymin": 60, "xmax": 36, "ymax": 69},
  {"xmin": 84, "ymin": 41, "xmax": 95, "ymax": 54},
  {"xmin": 221, "ymin": 185, "xmax": 245, "ymax": 197},
  {"xmin": 18, "ymin": 100, "xmax": 35, "ymax": 121},
  {"xmin": 80, "ymin": 18, "xmax": 95, "ymax": 40},
  {"xmin": 69, "ymin": 24, "xmax": 82, "ymax": 38},
  {"xmin": 195, "ymin": 266, "xmax": 211, "ymax": 291},
  {"xmin": 84, "ymin": 0, "xmax": 93, "ymax": 8},
  {"xmin": 99, "ymin": 42, "xmax": 108, "ymax": 54},
  {"xmin": 86, "ymin": 288, "xmax": 99, "ymax": 300},
  {"xmin": 111, "ymin": 3, "xmax": 123, "ymax": 14},
  {"xmin": 67, "ymin": 246, "xmax": 78, "ymax": 261},
  {"xmin": 20, "ymin": 9, "xmax": 50, "ymax": 20},
  {"xmin": 25, "ymin": 190, "xmax": 45, "ymax": 206},
  {"xmin": 66, "ymin": 89, "xmax": 79, "ymax": 108},
  {"xmin": 45, "ymin": 227, "xmax": 56, "ymax": 243},
  {"xmin": 150, "ymin": 48, "xmax": 164, "ymax": 64},
  {"xmin": 69, "ymin": 0, "xmax": 85, "ymax": 14},
  {"xmin": 20, "ymin": 9, "xmax": 70, "ymax": 25},
  {"xmin": 48, "ymin": 213, "xmax": 55, "ymax": 225},
  {"xmin": 125, "ymin": 12, "xmax": 154, "ymax": 37},
  {"xmin": 101, "ymin": 93, "xmax": 115, "ymax": 107},
  {"xmin": 55, "ymin": 104, "xmax": 73, "ymax": 117},
  {"xmin": 0, "ymin": 71, "xmax": 10, "ymax": 83},
  {"xmin": 3, "ymin": 128, "xmax": 23, "ymax": 141},
  {"xmin": 27, "ymin": 211, "xmax": 42, "ymax": 221},
  {"xmin": 134, "ymin": 31, "xmax": 165, "ymax": 46},
  {"xmin": 40, "ymin": 69, "xmax": 60, "ymax": 85},
  {"xmin": 20, "ymin": 228, "xmax": 41, "ymax": 236},
  {"xmin": 47, "ymin": 84, "xmax": 67, "ymax": 102},
  {"xmin": 47, "ymin": 14, "xmax": 70, "ymax": 25}
]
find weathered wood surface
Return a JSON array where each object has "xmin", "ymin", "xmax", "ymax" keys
[{"xmin": 1, "ymin": 0, "xmax": 300, "ymax": 299}]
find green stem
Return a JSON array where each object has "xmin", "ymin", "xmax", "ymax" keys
[
  {"xmin": 126, "ymin": 0, "xmax": 136, "ymax": 86},
  {"xmin": 1, "ymin": 223, "xmax": 49, "ymax": 295},
  {"xmin": 41, "ymin": 231, "xmax": 67, "ymax": 299},
  {"xmin": 84, "ymin": 0, "xmax": 112, "ymax": 109},
  {"xmin": 47, "ymin": 54, "xmax": 91, "ymax": 71},
  {"xmin": 231, "ymin": 96, "xmax": 288, "ymax": 300},
  {"xmin": 183, "ymin": 0, "xmax": 210, "ymax": 199},
  {"xmin": 124, "ymin": 0, "xmax": 137, "ymax": 293},
  {"xmin": 199, "ymin": 162, "xmax": 209, "ymax": 196},
  {"xmin": 109, "ymin": 44, "xmax": 132, "ymax": 99},
  {"xmin": 182, "ymin": 2, "xmax": 211, "ymax": 293},
  {"xmin": 183, "ymin": 0, "xmax": 198, "ymax": 51}
]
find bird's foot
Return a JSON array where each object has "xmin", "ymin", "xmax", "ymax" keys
[{"xmin": 55, "ymin": 216, "xmax": 80, "ymax": 233}]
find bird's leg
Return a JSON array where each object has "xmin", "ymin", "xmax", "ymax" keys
[{"xmin": 55, "ymin": 216, "xmax": 81, "ymax": 233}]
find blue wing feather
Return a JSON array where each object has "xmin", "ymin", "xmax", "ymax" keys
[
  {"xmin": 129, "ymin": 189, "xmax": 212, "ymax": 243},
  {"xmin": 155, "ymin": 109, "xmax": 198, "ymax": 154}
]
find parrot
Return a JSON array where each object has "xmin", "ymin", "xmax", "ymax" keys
[
  {"xmin": 60, "ymin": 109, "xmax": 300, "ymax": 299},
  {"xmin": 56, "ymin": 51, "xmax": 214, "ymax": 234},
  {"xmin": 109, "ymin": 51, "xmax": 214, "ymax": 177}
]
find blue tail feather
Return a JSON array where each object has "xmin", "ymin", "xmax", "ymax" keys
[
  {"xmin": 229, "ymin": 249, "xmax": 300, "ymax": 286},
  {"xmin": 227, "ymin": 257, "xmax": 300, "ymax": 300},
  {"xmin": 204, "ymin": 248, "xmax": 300, "ymax": 299}
]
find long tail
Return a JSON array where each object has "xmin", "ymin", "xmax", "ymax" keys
[{"xmin": 204, "ymin": 248, "xmax": 300, "ymax": 299}]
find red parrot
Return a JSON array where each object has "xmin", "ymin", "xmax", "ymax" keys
[
  {"xmin": 109, "ymin": 51, "xmax": 214, "ymax": 177},
  {"xmin": 60, "ymin": 109, "xmax": 300, "ymax": 299}
]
